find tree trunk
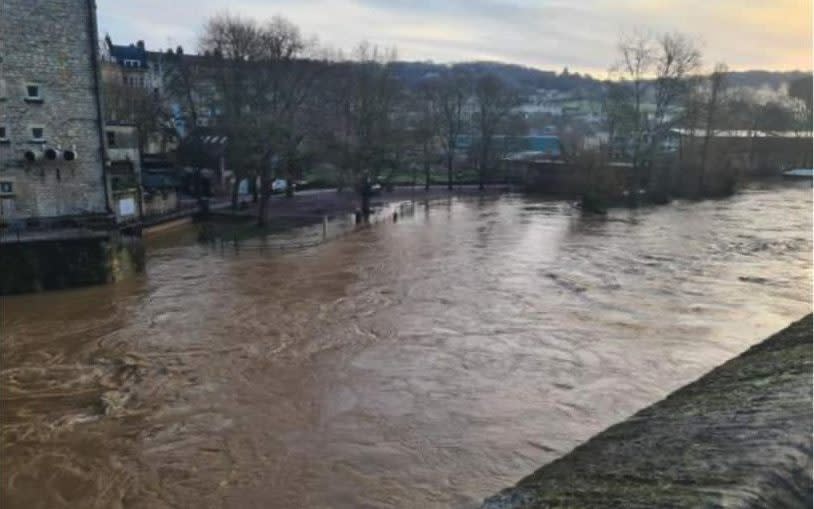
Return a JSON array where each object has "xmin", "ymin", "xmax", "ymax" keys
[
  {"xmin": 231, "ymin": 178, "xmax": 239, "ymax": 210},
  {"xmin": 257, "ymin": 174, "xmax": 269, "ymax": 226},
  {"xmin": 284, "ymin": 158, "xmax": 295, "ymax": 198},
  {"xmin": 424, "ymin": 160, "xmax": 431, "ymax": 191},
  {"xmin": 479, "ymin": 144, "xmax": 488, "ymax": 191},
  {"xmin": 629, "ymin": 155, "xmax": 641, "ymax": 208},
  {"xmin": 446, "ymin": 154, "xmax": 453, "ymax": 191},
  {"xmin": 250, "ymin": 174, "xmax": 258, "ymax": 203},
  {"xmin": 360, "ymin": 182, "xmax": 371, "ymax": 216},
  {"xmin": 193, "ymin": 167, "xmax": 200, "ymax": 199}
]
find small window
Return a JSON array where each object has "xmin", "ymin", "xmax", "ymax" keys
[
  {"xmin": 107, "ymin": 131, "xmax": 117, "ymax": 147},
  {"xmin": 0, "ymin": 126, "xmax": 8, "ymax": 142},
  {"xmin": 0, "ymin": 182, "xmax": 13, "ymax": 194},
  {"xmin": 24, "ymin": 83, "xmax": 42, "ymax": 102},
  {"xmin": 30, "ymin": 126, "xmax": 44, "ymax": 142},
  {"xmin": 0, "ymin": 79, "xmax": 7, "ymax": 101}
]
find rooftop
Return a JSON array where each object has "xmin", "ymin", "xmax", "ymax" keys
[{"xmin": 672, "ymin": 128, "xmax": 813, "ymax": 139}]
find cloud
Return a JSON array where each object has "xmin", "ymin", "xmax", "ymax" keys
[{"xmin": 97, "ymin": 0, "xmax": 812, "ymax": 73}]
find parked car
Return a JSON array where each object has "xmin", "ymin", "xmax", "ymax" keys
[{"xmin": 271, "ymin": 179, "xmax": 288, "ymax": 192}]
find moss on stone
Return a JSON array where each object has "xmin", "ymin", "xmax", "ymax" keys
[{"xmin": 482, "ymin": 315, "xmax": 813, "ymax": 509}]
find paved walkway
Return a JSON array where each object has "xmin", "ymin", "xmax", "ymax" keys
[
  {"xmin": 482, "ymin": 315, "xmax": 813, "ymax": 508},
  {"xmin": 208, "ymin": 185, "xmax": 512, "ymax": 222}
]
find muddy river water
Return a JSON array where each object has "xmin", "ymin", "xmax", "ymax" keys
[{"xmin": 2, "ymin": 182, "xmax": 811, "ymax": 508}]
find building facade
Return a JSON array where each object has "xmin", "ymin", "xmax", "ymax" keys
[
  {"xmin": 105, "ymin": 122, "xmax": 142, "ymax": 222},
  {"xmin": 0, "ymin": 0, "xmax": 109, "ymax": 221}
]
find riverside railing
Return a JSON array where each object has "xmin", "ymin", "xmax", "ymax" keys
[{"xmin": 200, "ymin": 200, "xmax": 417, "ymax": 253}]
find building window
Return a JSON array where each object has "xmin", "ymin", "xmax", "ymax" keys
[
  {"xmin": 107, "ymin": 130, "xmax": 117, "ymax": 147},
  {"xmin": 29, "ymin": 126, "xmax": 44, "ymax": 143},
  {"xmin": 0, "ymin": 79, "xmax": 6, "ymax": 101},
  {"xmin": 0, "ymin": 126, "xmax": 8, "ymax": 143},
  {"xmin": 0, "ymin": 181, "xmax": 13, "ymax": 194},
  {"xmin": 24, "ymin": 83, "xmax": 42, "ymax": 102}
]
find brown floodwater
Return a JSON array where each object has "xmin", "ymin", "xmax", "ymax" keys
[{"xmin": 2, "ymin": 182, "xmax": 811, "ymax": 508}]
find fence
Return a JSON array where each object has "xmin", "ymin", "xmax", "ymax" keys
[{"xmin": 199, "ymin": 200, "xmax": 417, "ymax": 253}]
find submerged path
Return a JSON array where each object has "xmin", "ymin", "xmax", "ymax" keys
[{"xmin": 483, "ymin": 314, "xmax": 813, "ymax": 509}]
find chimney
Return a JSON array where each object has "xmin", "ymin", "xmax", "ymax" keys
[{"xmin": 137, "ymin": 40, "xmax": 145, "ymax": 50}]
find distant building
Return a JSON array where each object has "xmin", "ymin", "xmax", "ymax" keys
[
  {"xmin": 101, "ymin": 37, "xmax": 154, "ymax": 90},
  {"xmin": 670, "ymin": 128, "xmax": 813, "ymax": 174},
  {"xmin": 0, "ymin": 0, "xmax": 109, "ymax": 221},
  {"xmin": 456, "ymin": 134, "xmax": 563, "ymax": 160},
  {"xmin": 175, "ymin": 128, "xmax": 231, "ymax": 194},
  {"xmin": 105, "ymin": 123, "xmax": 142, "ymax": 222},
  {"xmin": 141, "ymin": 169, "xmax": 180, "ymax": 218},
  {"xmin": 582, "ymin": 131, "xmax": 609, "ymax": 151}
]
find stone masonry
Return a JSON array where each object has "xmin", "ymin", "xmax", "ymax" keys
[
  {"xmin": 0, "ymin": 0, "xmax": 108, "ymax": 220},
  {"xmin": 482, "ymin": 315, "xmax": 813, "ymax": 508}
]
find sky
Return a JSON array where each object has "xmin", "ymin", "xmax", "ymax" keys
[{"xmin": 98, "ymin": 0, "xmax": 812, "ymax": 76}]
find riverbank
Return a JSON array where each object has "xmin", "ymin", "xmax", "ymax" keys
[
  {"xmin": 482, "ymin": 314, "xmax": 813, "ymax": 508},
  {"xmin": 210, "ymin": 184, "xmax": 511, "ymax": 223},
  {"xmin": 197, "ymin": 184, "xmax": 512, "ymax": 245}
]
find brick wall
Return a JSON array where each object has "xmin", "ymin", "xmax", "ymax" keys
[{"xmin": 0, "ymin": 0, "xmax": 108, "ymax": 219}]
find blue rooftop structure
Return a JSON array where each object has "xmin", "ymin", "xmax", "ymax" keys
[
  {"xmin": 105, "ymin": 37, "xmax": 148, "ymax": 69},
  {"xmin": 456, "ymin": 134, "xmax": 562, "ymax": 157}
]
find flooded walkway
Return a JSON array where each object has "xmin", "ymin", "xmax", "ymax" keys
[{"xmin": 2, "ymin": 182, "xmax": 811, "ymax": 508}]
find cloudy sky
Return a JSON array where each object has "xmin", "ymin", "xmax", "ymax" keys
[{"xmin": 98, "ymin": 0, "xmax": 811, "ymax": 75}]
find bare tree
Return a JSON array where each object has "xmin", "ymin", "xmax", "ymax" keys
[
  {"xmin": 610, "ymin": 29, "xmax": 653, "ymax": 180},
  {"xmin": 789, "ymin": 75, "xmax": 813, "ymax": 118},
  {"xmin": 609, "ymin": 29, "xmax": 701, "ymax": 202},
  {"xmin": 103, "ymin": 79, "xmax": 171, "ymax": 156},
  {"xmin": 699, "ymin": 63, "xmax": 729, "ymax": 189},
  {"xmin": 412, "ymin": 80, "xmax": 443, "ymax": 190},
  {"xmin": 602, "ymin": 80, "xmax": 635, "ymax": 160},
  {"xmin": 647, "ymin": 32, "xmax": 701, "ymax": 155},
  {"xmin": 199, "ymin": 13, "xmax": 263, "ymax": 208},
  {"xmin": 251, "ymin": 16, "xmax": 322, "ymax": 225},
  {"xmin": 162, "ymin": 46, "xmax": 204, "ymax": 131},
  {"xmin": 429, "ymin": 69, "xmax": 470, "ymax": 190},
  {"xmin": 328, "ymin": 43, "xmax": 400, "ymax": 215},
  {"xmin": 473, "ymin": 73, "xmax": 516, "ymax": 190}
]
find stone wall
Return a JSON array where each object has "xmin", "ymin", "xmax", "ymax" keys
[
  {"xmin": 0, "ymin": 0, "xmax": 108, "ymax": 219},
  {"xmin": 0, "ymin": 234, "xmax": 145, "ymax": 294},
  {"xmin": 482, "ymin": 315, "xmax": 813, "ymax": 508}
]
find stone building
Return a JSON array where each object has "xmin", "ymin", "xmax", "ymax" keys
[
  {"xmin": 0, "ymin": 1, "xmax": 146, "ymax": 295},
  {"xmin": 0, "ymin": 0, "xmax": 109, "ymax": 222},
  {"xmin": 105, "ymin": 122, "xmax": 142, "ymax": 222},
  {"xmin": 101, "ymin": 37, "xmax": 152, "ymax": 90}
]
